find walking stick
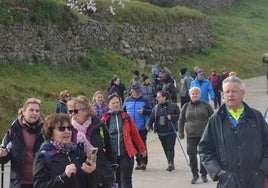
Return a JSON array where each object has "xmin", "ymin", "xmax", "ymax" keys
[
  {"xmin": 168, "ymin": 120, "xmax": 190, "ymax": 166},
  {"xmin": 1, "ymin": 163, "xmax": 3, "ymax": 188}
]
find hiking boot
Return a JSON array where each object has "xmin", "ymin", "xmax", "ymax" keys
[
  {"xmin": 141, "ymin": 163, "xmax": 146, "ymax": 170},
  {"xmin": 191, "ymin": 176, "xmax": 199, "ymax": 184},
  {"xmin": 135, "ymin": 164, "xmax": 142, "ymax": 170},
  {"xmin": 201, "ymin": 175, "xmax": 208, "ymax": 183}
]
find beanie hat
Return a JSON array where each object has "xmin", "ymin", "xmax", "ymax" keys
[
  {"xmin": 179, "ymin": 68, "xmax": 187, "ymax": 75},
  {"xmin": 133, "ymin": 70, "xmax": 139, "ymax": 76},
  {"xmin": 142, "ymin": 75, "xmax": 149, "ymax": 82}
]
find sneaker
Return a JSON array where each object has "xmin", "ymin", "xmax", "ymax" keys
[
  {"xmin": 201, "ymin": 176, "xmax": 208, "ymax": 183},
  {"xmin": 191, "ymin": 176, "xmax": 199, "ymax": 184},
  {"xmin": 141, "ymin": 163, "xmax": 146, "ymax": 170},
  {"xmin": 135, "ymin": 165, "xmax": 142, "ymax": 170},
  {"xmin": 166, "ymin": 164, "xmax": 175, "ymax": 171}
]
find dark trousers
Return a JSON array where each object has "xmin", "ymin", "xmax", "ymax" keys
[
  {"xmin": 135, "ymin": 129, "xmax": 148, "ymax": 165},
  {"xmin": 180, "ymin": 95, "xmax": 190, "ymax": 108},
  {"xmin": 116, "ymin": 155, "xmax": 134, "ymax": 188},
  {"xmin": 213, "ymin": 89, "xmax": 221, "ymax": 108},
  {"xmin": 21, "ymin": 185, "xmax": 33, "ymax": 188},
  {"xmin": 158, "ymin": 134, "xmax": 176, "ymax": 164},
  {"xmin": 187, "ymin": 137, "xmax": 207, "ymax": 177}
]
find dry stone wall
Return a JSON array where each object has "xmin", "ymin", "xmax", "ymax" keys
[
  {"xmin": 176, "ymin": 0, "xmax": 236, "ymax": 12},
  {"xmin": 0, "ymin": 17, "xmax": 211, "ymax": 67}
]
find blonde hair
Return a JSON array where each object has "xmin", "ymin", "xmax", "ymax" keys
[
  {"xmin": 189, "ymin": 87, "xmax": 201, "ymax": 94},
  {"xmin": 229, "ymin": 71, "xmax": 237, "ymax": 77},
  {"xmin": 59, "ymin": 90, "xmax": 70, "ymax": 101},
  {"xmin": 18, "ymin": 98, "xmax": 41, "ymax": 115},
  {"xmin": 92, "ymin": 90, "xmax": 103, "ymax": 103},
  {"xmin": 67, "ymin": 95, "xmax": 96, "ymax": 118}
]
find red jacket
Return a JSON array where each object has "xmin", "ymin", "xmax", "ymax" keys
[{"xmin": 101, "ymin": 112, "xmax": 146, "ymax": 157}]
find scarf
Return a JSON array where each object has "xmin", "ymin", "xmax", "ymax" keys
[
  {"xmin": 50, "ymin": 140, "xmax": 76, "ymax": 155},
  {"xmin": 72, "ymin": 118, "xmax": 93, "ymax": 154}
]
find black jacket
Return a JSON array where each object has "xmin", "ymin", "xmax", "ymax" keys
[
  {"xmin": 33, "ymin": 142, "xmax": 91, "ymax": 188},
  {"xmin": 72, "ymin": 116, "xmax": 117, "ymax": 187},
  {"xmin": 147, "ymin": 101, "xmax": 180, "ymax": 134},
  {"xmin": 0, "ymin": 117, "xmax": 44, "ymax": 188},
  {"xmin": 199, "ymin": 102, "xmax": 268, "ymax": 188}
]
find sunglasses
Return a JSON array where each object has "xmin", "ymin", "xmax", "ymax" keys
[
  {"xmin": 57, "ymin": 125, "xmax": 73, "ymax": 132},
  {"xmin": 68, "ymin": 109, "xmax": 83, "ymax": 114}
]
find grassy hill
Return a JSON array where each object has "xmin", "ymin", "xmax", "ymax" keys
[{"xmin": 0, "ymin": 0, "xmax": 268, "ymax": 138}]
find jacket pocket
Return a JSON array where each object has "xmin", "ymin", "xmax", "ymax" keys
[{"xmin": 217, "ymin": 172, "xmax": 237, "ymax": 188}]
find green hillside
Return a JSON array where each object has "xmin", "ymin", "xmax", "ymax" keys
[{"xmin": 0, "ymin": 0, "xmax": 268, "ymax": 138}]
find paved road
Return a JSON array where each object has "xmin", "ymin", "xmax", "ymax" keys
[
  {"xmin": 133, "ymin": 75, "xmax": 268, "ymax": 188},
  {"xmin": 2, "ymin": 76, "xmax": 268, "ymax": 188}
]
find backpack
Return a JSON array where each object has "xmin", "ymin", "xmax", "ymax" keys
[{"xmin": 40, "ymin": 150, "xmax": 51, "ymax": 170}]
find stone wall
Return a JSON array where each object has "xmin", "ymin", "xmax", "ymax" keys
[
  {"xmin": 176, "ymin": 0, "xmax": 236, "ymax": 12},
  {"xmin": 0, "ymin": 16, "xmax": 211, "ymax": 67}
]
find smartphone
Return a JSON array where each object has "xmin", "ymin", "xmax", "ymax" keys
[{"xmin": 87, "ymin": 147, "xmax": 98, "ymax": 161}]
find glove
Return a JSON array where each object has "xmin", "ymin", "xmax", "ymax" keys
[{"xmin": 179, "ymin": 134, "xmax": 184, "ymax": 140}]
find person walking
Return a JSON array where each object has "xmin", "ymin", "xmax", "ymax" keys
[
  {"xmin": 199, "ymin": 76, "xmax": 268, "ymax": 188},
  {"xmin": 123, "ymin": 83, "xmax": 152, "ymax": 170},
  {"xmin": 146, "ymin": 90, "xmax": 180, "ymax": 171},
  {"xmin": 0, "ymin": 98, "xmax": 44, "ymax": 188},
  {"xmin": 178, "ymin": 87, "xmax": 214, "ymax": 184},
  {"xmin": 160, "ymin": 68, "xmax": 177, "ymax": 103},
  {"xmin": 208, "ymin": 68, "xmax": 221, "ymax": 109},
  {"xmin": 33, "ymin": 113, "xmax": 96, "ymax": 188},
  {"xmin": 92, "ymin": 90, "xmax": 109, "ymax": 119},
  {"xmin": 190, "ymin": 69, "xmax": 215, "ymax": 103},
  {"xmin": 179, "ymin": 68, "xmax": 193, "ymax": 108},
  {"xmin": 67, "ymin": 96, "xmax": 117, "ymax": 188},
  {"xmin": 102, "ymin": 93, "xmax": 146, "ymax": 188},
  {"xmin": 140, "ymin": 74, "xmax": 156, "ymax": 108},
  {"xmin": 55, "ymin": 90, "xmax": 71, "ymax": 114}
]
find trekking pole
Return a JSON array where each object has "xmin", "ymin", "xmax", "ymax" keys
[
  {"xmin": 168, "ymin": 120, "xmax": 190, "ymax": 166},
  {"xmin": 164, "ymin": 107, "xmax": 189, "ymax": 166},
  {"xmin": 1, "ymin": 162, "xmax": 3, "ymax": 188}
]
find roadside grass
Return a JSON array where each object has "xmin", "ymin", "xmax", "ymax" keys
[{"xmin": 1, "ymin": 0, "xmax": 268, "ymax": 137}]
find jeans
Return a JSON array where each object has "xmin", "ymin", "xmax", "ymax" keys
[
  {"xmin": 135, "ymin": 129, "xmax": 148, "ymax": 165},
  {"xmin": 158, "ymin": 134, "xmax": 176, "ymax": 164},
  {"xmin": 187, "ymin": 137, "xmax": 207, "ymax": 177},
  {"xmin": 116, "ymin": 155, "xmax": 134, "ymax": 188}
]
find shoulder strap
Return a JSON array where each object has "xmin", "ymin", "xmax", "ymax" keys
[{"xmin": 40, "ymin": 150, "xmax": 51, "ymax": 170}]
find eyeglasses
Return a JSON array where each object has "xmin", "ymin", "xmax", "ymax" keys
[
  {"xmin": 57, "ymin": 125, "xmax": 73, "ymax": 132},
  {"xmin": 223, "ymin": 90, "xmax": 242, "ymax": 94},
  {"xmin": 68, "ymin": 109, "xmax": 83, "ymax": 114}
]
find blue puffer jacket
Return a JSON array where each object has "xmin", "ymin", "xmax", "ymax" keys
[
  {"xmin": 123, "ymin": 95, "xmax": 152, "ymax": 130},
  {"xmin": 190, "ymin": 78, "xmax": 215, "ymax": 102}
]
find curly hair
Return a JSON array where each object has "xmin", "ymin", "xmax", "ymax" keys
[{"xmin": 42, "ymin": 113, "xmax": 71, "ymax": 140}]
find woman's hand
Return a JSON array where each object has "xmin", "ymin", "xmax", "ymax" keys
[
  {"xmin": 141, "ymin": 150, "xmax": 147, "ymax": 157},
  {"xmin": 65, "ymin": 164, "xmax": 77, "ymax": 177},
  {"xmin": 0, "ymin": 148, "xmax": 8, "ymax": 157},
  {"xmin": 81, "ymin": 158, "xmax": 96, "ymax": 173}
]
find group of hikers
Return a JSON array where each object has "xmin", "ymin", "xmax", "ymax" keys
[{"xmin": 0, "ymin": 65, "xmax": 268, "ymax": 188}]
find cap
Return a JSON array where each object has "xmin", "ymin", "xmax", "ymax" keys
[
  {"xmin": 131, "ymin": 83, "xmax": 141, "ymax": 92},
  {"xmin": 197, "ymin": 69, "xmax": 205, "ymax": 75}
]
